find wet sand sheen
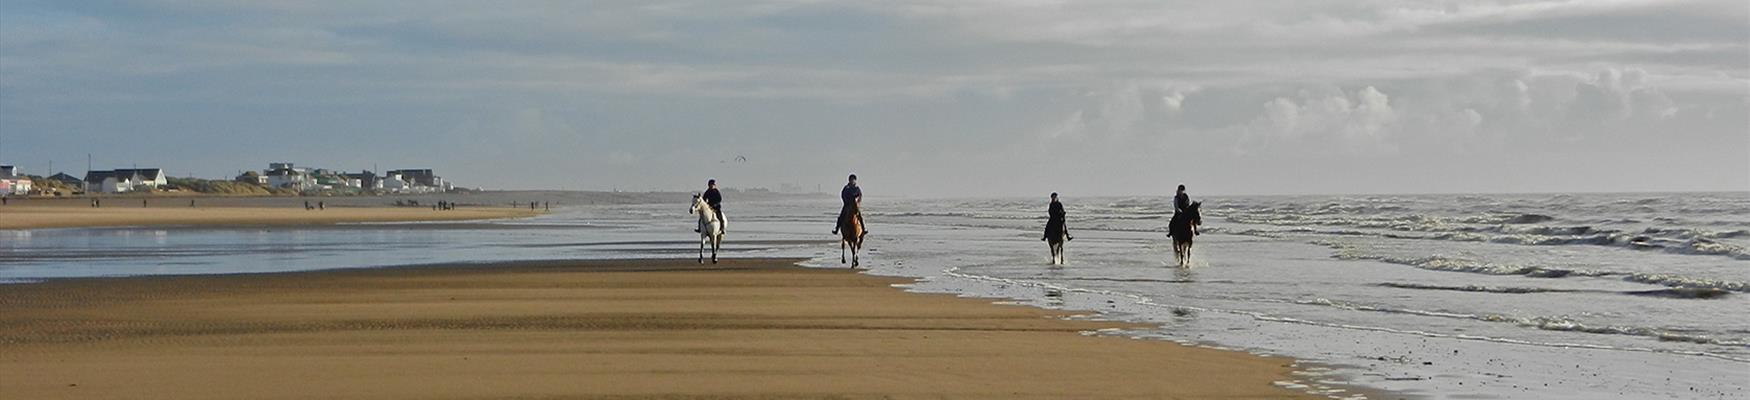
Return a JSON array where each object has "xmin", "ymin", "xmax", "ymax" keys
[{"xmin": 0, "ymin": 259, "xmax": 1314, "ymax": 399}]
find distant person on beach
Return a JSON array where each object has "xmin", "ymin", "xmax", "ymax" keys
[
  {"xmin": 1175, "ymin": 184, "xmax": 1191, "ymax": 214},
  {"xmin": 1044, "ymin": 192, "xmax": 1072, "ymax": 242},
  {"xmin": 833, "ymin": 174, "xmax": 866, "ymax": 237},
  {"xmin": 699, "ymin": 179, "xmax": 724, "ymax": 233}
]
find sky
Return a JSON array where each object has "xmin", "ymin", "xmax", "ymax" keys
[{"xmin": 1, "ymin": 0, "xmax": 1746, "ymax": 196}]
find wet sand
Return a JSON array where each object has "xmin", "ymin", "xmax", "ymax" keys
[
  {"xmin": 0, "ymin": 259, "xmax": 1314, "ymax": 399},
  {"xmin": 0, "ymin": 205, "xmax": 540, "ymax": 230}
]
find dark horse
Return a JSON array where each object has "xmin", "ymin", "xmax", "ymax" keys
[{"xmin": 1167, "ymin": 201, "xmax": 1201, "ymax": 267}]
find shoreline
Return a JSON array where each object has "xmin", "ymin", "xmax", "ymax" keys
[
  {"xmin": 0, "ymin": 206, "xmax": 542, "ymax": 230},
  {"xmin": 0, "ymin": 258, "xmax": 1321, "ymax": 399}
]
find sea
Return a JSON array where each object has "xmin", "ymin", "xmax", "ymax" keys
[{"xmin": 3, "ymin": 192, "xmax": 1747, "ymax": 399}]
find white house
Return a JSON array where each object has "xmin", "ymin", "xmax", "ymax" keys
[
  {"xmin": 380, "ymin": 173, "xmax": 412, "ymax": 192},
  {"xmin": 83, "ymin": 168, "xmax": 166, "ymax": 193},
  {"xmin": 264, "ymin": 166, "xmax": 314, "ymax": 191},
  {"xmin": 1, "ymin": 165, "xmax": 32, "ymax": 195}
]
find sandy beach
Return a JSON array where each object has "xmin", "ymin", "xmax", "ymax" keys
[
  {"xmin": 0, "ymin": 259, "xmax": 1315, "ymax": 399},
  {"xmin": 0, "ymin": 203, "xmax": 540, "ymax": 230}
]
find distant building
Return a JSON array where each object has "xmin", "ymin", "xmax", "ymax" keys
[
  {"xmin": 235, "ymin": 171, "xmax": 267, "ymax": 185},
  {"xmin": 1, "ymin": 165, "xmax": 32, "ymax": 195},
  {"xmin": 264, "ymin": 164, "xmax": 314, "ymax": 191},
  {"xmin": 342, "ymin": 171, "xmax": 379, "ymax": 190},
  {"xmin": 83, "ymin": 168, "xmax": 165, "ymax": 193},
  {"xmin": 49, "ymin": 173, "xmax": 83, "ymax": 187},
  {"xmin": 386, "ymin": 169, "xmax": 445, "ymax": 189},
  {"xmin": 381, "ymin": 172, "xmax": 412, "ymax": 192}
]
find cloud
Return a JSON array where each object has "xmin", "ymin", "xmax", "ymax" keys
[
  {"xmin": 0, "ymin": 0, "xmax": 1743, "ymax": 194},
  {"xmin": 1236, "ymin": 86, "xmax": 1399, "ymax": 155}
]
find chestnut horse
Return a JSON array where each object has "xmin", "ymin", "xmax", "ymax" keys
[{"xmin": 839, "ymin": 203, "xmax": 864, "ymax": 268}]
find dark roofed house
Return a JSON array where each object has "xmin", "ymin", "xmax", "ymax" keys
[
  {"xmin": 49, "ymin": 173, "xmax": 83, "ymax": 187},
  {"xmin": 84, "ymin": 168, "xmax": 167, "ymax": 193},
  {"xmin": 343, "ymin": 171, "xmax": 379, "ymax": 190}
]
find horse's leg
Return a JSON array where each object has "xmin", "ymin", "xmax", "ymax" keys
[
  {"xmin": 712, "ymin": 231, "xmax": 721, "ymax": 264},
  {"xmin": 841, "ymin": 239, "xmax": 847, "ymax": 264},
  {"xmin": 699, "ymin": 236, "xmax": 706, "ymax": 264}
]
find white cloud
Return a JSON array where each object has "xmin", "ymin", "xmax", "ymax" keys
[
  {"xmin": 0, "ymin": 1, "xmax": 1743, "ymax": 194},
  {"xmin": 1238, "ymin": 86, "xmax": 1400, "ymax": 155}
]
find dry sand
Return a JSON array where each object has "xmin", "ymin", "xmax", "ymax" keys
[
  {"xmin": 0, "ymin": 205, "xmax": 540, "ymax": 230},
  {"xmin": 0, "ymin": 259, "xmax": 1316, "ymax": 399}
]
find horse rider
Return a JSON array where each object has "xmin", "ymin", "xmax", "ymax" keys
[
  {"xmin": 1044, "ymin": 192, "xmax": 1072, "ymax": 242},
  {"xmin": 832, "ymin": 174, "xmax": 867, "ymax": 238},
  {"xmin": 1175, "ymin": 184, "xmax": 1191, "ymax": 215},
  {"xmin": 1173, "ymin": 184, "xmax": 1199, "ymax": 237},
  {"xmin": 697, "ymin": 179, "xmax": 725, "ymax": 233}
]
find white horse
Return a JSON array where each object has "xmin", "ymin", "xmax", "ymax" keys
[{"xmin": 690, "ymin": 194, "xmax": 724, "ymax": 264}]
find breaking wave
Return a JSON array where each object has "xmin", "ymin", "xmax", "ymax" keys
[
  {"xmin": 1222, "ymin": 217, "xmax": 1750, "ymax": 260},
  {"xmin": 1378, "ymin": 282, "xmax": 1731, "ymax": 299},
  {"xmin": 1297, "ymin": 298, "xmax": 1748, "ymax": 347}
]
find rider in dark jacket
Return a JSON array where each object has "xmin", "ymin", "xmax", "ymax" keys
[
  {"xmin": 698, "ymin": 179, "xmax": 724, "ymax": 233},
  {"xmin": 1174, "ymin": 184, "xmax": 1190, "ymax": 214},
  {"xmin": 833, "ymin": 174, "xmax": 866, "ymax": 238},
  {"xmin": 1044, "ymin": 192, "xmax": 1072, "ymax": 241}
]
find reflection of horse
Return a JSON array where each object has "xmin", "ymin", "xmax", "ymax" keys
[
  {"xmin": 1167, "ymin": 201, "xmax": 1202, "ymax": 267},
  {"xmin": 839, "ymin": 203, "xmax": 864, "ymax": 268},
  {"xmin": 691, "ymin": 194, "xmax": 723, "ymax": 264}
]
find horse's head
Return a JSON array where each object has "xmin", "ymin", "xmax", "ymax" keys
[
  {"xmin": 690, "ymin": 193, "xmax": 702, "ymax": 214},
  {"xmin": 1188, "ymin": 201, "xmax": 1202, "ymax": 224}
]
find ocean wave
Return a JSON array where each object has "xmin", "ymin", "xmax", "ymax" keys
[
  {"xmin": 1503, "ymin": 214, "xmax": 1557, "ymax": 224},
  {"xmin": 1322, "ymin": 245, "xmax": 1610, "ymax": 278},
  {"xmin": 1623, "ymin": 288, "xmax": 1734, "ymax": 299},
  {"xmin": 1228, "ymin": 220, "xmax": 1750, "ymax": 260},
  {"xmin": 1376, "ymin": 282, "xmax": 1575, "ymax": 294},
  {"xmin": 1318, "ymin": 242, "xmax": 1750, "ymax": 293},
  {"xmin": 1623, "ymin": 273, "xmax": 1750, "ymax": 293},
  {"xmin": 1378, "ymin": 282, "xmax": 1733, "ymax": 298},
  {"xmin": 1299, "ymin": 298, "xmax": 1749, "ymax": 347}
]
